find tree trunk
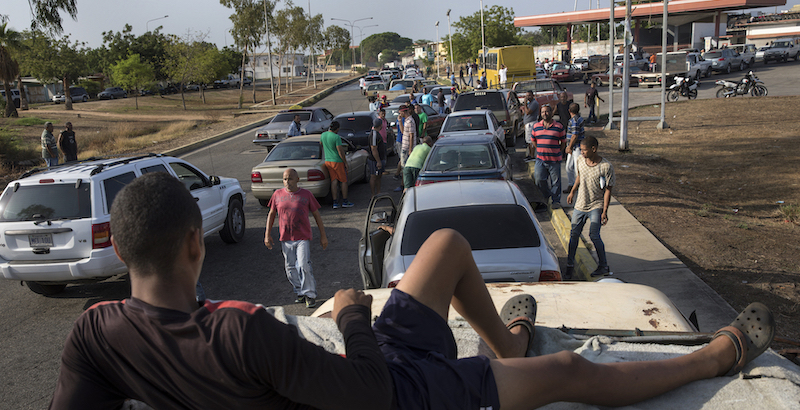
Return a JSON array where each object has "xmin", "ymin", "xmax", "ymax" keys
[
  {"xmin": 290, "ymin": 48, "xmax": 295, "ymax": 93},
  {"xmin": 16, "ymin": 75, "xmax": 28, "ymax": 110},
  {"xmin": 251, "ymin": 50, "xmax": 257, "ymax": 104},
  {"xmin": 64, "ymin": 76, "xmax": 73, "ymax": 111},
  {"xmin": 180, "ymin": 82, "xmax": 186, "ymax": 110},
  {"xmin": 200, "ymin": 86, "xmax": 206, "ymax": 104},
  {"xmin": 3, "ymin": 81, "xmax": 18, "ymax": 118},
  {"xmin": 238, "ymin": 47, "xmax": 246, "ymax": 109}
]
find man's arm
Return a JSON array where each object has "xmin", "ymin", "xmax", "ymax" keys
[
  {"xmin": 311, "ymin": 209, "xmax": 328, "ymax": 250},
  {"xmin": 57, "ymin": 132, "xmax": 65, "ymax": 154},
  {"xmin": 567, "ymin": 168, "xmax": 581, "ymax": 204},
  {"xmin": 602, "ymin": 185, "xmax": 612, "ymax": 225},
  {"xmin": 336, "ymin": 145, "xmax": 348, "ymax": 171},
  {"xmin": 264, "ymin": 208, "xmax": 277, "ymax": 249}
]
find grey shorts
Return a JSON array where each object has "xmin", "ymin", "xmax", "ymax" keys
[{"xmin": 373, "ymin": 289, "xmax": 500, "ymax": 410}]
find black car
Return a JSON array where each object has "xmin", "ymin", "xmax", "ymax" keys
[
  {"xmin": 333, "ymin": 111, "xmax": 395, "ymax": 156},
  {"xmin": 453, "ymin": 90, "xmax": 521, "ymax": 147}
]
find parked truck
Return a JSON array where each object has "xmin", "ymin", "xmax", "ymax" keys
[
  {"xmin": 580, "ymin": 54, "xmax": 611, "ymax": 84},
  {"xmin": 635, "ymin": 51, "xmax": 691, "ymax": 88}
]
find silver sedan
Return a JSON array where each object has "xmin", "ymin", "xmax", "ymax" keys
[{"xmin": 358, "ymin": 180, "xmax": 562, "ymax": 289}]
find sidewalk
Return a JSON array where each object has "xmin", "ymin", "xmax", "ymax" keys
[{"xmin": 527, "ymin": 162, "xmax": 737, "ymax": 332}]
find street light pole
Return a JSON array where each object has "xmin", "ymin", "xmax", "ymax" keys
[
  {"xmin": 356, "ymin": 24, "xmax": 378, "ymax": 67},
  {"xmin": 146, "ymin": 15, "xmax": 168, "ymax": 32},
  {"xmin": 435, "ymin": 21, "xmax": 440, "ymax": 79},
  {"xmin": 480, "ymin": 0, "xmax": 486, "ymax": 72},
  {"xmin": 331, "ymin": 17, "xmax": 373, "ymax": 70},
  {"xmin": 447, "ymin": 9, "xmax": 454, "ymax": 76}
]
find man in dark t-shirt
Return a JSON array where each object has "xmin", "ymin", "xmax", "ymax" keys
[
  {"xmin": 50, "ymin": 171, "xmax": 770, "ymax": 409},
  {"xmin": 584, "ymin": 82, "xmax": 605, "ymax": 123},
  {"xmin": 58, "ymin": 122, "xmax": 78, "ymax": 162},
  {"xmin": 368, "ymin": 111, "xmax": 387, "ymax": 196}
]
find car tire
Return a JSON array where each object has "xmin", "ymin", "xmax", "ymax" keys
[
  {"xmin": 739, "ymin": 61, "xmax": 745, "ymax": 71},
  {"xmin": 26, "ymin": 281, "xmax": 67, "ymax": 295},
  {"xmin": 614, "ymin": 77, "xmax": 623, "ymax": 88},
  {"xmin": 219, "ymin": 197, "xmax": 245, "ymax": 244},
  {"xmin": 258, "ymin": 198, "xmax": 268, "ymax": 207},
  {"xmin": 82, "ymin": 95, "xmax": 88, "ymax": 102},
  {"xmin": 726, "ymin": 64, "xmax": 731, "ymax": 74},
  {"xmin": 594, "ymin": 78, "xmax": 603, "ymax": 87}
]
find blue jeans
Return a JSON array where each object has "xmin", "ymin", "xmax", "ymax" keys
[
  {"xmin": 565, "ymin": 146, "xmax": 581, "ymax": 187},
  {"xmin": 281, "ymin": 240, "xmax": 316, "ymax": 298},
  {"xmin": 567, "ymin": 208, "xmax": 607, "ymax": 268},
  {"xmin": 588, "ymin": 105, "xmax": 597, "ymax": 122},
  {"xmin": 44, "ymin": 157, "xmax": 59, "ymax": 167},
  {"xmin": 534, "ymin": 159, "xmax": 562, "ymax": 204}
]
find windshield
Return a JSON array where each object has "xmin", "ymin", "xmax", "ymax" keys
[
  {"xmin": 514, "ymin": 80, "xmax": 555, "ymax": 93},
  {"xmin": 443, "ymin": 115, "xmax": 489, "ymax": 132},
  {"xmin": 552, "ymin": 64, "xmax": 568, "ymax": 70},
  {"xmin": 401, "ymin": 205, "xmax": 539, "ymax": 255},
  {"xmin": 454, "ymin": 93, "xmax": 504, "ymax": 111},
  {"xmin": 272, "ymin": 112, "xmax": 312, "ymax": 123},
  {"xmin": 425, "ymin": 144, "xmax": 496, "ymax": 171},
  {"xmin": 0, "ymin": 183, "xmax": 91, "ymax": 222},
  {"xmin": 265, "ymin": 142, "xmax": 321, "ymax": 161}
]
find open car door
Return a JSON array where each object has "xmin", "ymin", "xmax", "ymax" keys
[{"xmin": 358, "ymin": 194, "xmax": 397, "ymax": 289}]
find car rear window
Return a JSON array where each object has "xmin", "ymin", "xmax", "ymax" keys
[
  {"xmin": 401, "ymin": 205, "xmax": 539, "ymax": 255},
  {"xmin": 266, "ymin": 142, "xmax": 321, "ymax": 161},
  {"xmin": 336, "ymin": 115, "xmax": 374, "ymax": 132},
  {"xmin": 0, "ymin": 183, "xmax": 91, "ymax": 222},
  {"xmin": 273, "ymin": 112, "xmax": 312, "ymax": 122},
  {"xmin": 514, "ymin": 81, "xmax": 555, "ymax": 94},
  {"xmin": 425, "ymin": 144, "xmax": 496, "ymax": 171},
  {"xmin": 443, "ymin": 115, "xmax": 488, "ymax": 132},
  {"xmin": 455, "ymin": 92, "xmax": 505, "ymax": 112},
  {"xmin": 704, "ymin": 52, "xmax": 722, "ymax": 58}
]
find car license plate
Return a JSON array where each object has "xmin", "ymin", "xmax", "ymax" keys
[{"xmin": 29, "ymin": 233, "xmax": 54, "ymax": 248}]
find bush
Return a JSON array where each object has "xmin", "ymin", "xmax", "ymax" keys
[
  {"xmin": 12, "ymin": 117, "xmax": 50, "ymax": 126},
  {"xmin": 78, "ymin": 80, "xmax": 103, "ymax": 97},
  {"xmin": 0, "ymin": 127, "xmax": 37, "ymax": 164}
]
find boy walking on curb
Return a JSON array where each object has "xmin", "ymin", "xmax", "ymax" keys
[{"xmin": 565, "ymin": 135, "xmax": 614, "ymax": 279}]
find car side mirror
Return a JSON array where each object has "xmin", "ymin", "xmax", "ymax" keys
[{"xmin": 210, "ymin": 176, "xmax": 221, "ymax": 185}]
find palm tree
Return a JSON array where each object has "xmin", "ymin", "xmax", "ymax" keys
[
  {"xmin": 0, "ymin": 22, "xmax": 20, "ymax": 118},
  {"xmin": 0, "ymin": 22, "xmax": 27, "ymax": 112}
]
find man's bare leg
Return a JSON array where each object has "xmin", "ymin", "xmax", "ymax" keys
[
  {"xmin": 330, "ymin": 180, "xmax": 340, "ymax": 202},
  {"xmin": 395, "ymin": 228, "xmax": 529, "ymax": 359},
  {"xmin": 491, "ymin": 336, "xmax": 736, "ymax": 409}
]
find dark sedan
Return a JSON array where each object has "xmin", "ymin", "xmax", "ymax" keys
[
  {"xmin": 98, "ymin": 87, "xmax": 127, "ymax": 99},
  {"xmin": 416, "ymin": 133, "xmax": 512, "ymax": 185},
  {"xmin": 333, "ymin": 111, "xmax": 396, "ymax": 155}
]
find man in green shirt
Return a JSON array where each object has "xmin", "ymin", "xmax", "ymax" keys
[
  {"xmin": 319, "ymin": 121, "xmax": 353, "ymax": 209},
  {"xmin": 402, "ymin": 135, "xmax": 434, "ymax": 191},
  {"xmin": 414, "ymin": 104, "xmax": 427, "ymax": 139}
]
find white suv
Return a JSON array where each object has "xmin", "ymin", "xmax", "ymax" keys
[{"xmin": 0, "ymin": 154, "xmax": 246, "ymax": 295}]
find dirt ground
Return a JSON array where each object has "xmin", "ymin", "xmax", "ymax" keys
[{"xmin": 594, "ymin": 96, "xmax": 800, "ymax": 355}]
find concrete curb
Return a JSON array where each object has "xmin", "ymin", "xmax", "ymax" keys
[
  {"xmin": 526, "ymin": 161, "xmax": 598, "ymax": 281},
  {"xmin": 163, "ymin": 75, "xmax": 361, "ymax": 157}
]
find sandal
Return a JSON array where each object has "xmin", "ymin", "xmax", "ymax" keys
[
  {"xmin": 713, "ymin": 302, "xmax": 775, "ymax": 376},
  {"xmin": 500, "ymin": 294, "xmax": 537, "ymax": 357}
]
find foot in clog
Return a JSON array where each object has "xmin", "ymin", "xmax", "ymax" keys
[
  {"xmin": 713, "ymin": 302, "xmax": 775, "ymax": 376},
  {"xmin": 500, "ymin": 294, "xmax": 537, "ymax": 357}
]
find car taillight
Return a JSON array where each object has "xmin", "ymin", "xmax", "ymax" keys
[
  {"xmin": 92, "ymin": 222, "xmax": 111, "ymax": 249},
  {"xmin": 256, "ymin": 132, "xmax": 269, "ymax": 139},
  {"xmin": 39, "ymin": 179, "xmax": 54, "ymax": 184},
  {"xmin": 251, "ymin": 171, "xmax": 262, "ymax": 183},
  {"xmin": 539, "ymin": 270, "xmax": 562, "ymax": 282},
  {"xmin": 307, "ymin": 169, "xmax": 326, "ymax": 181},
  {"xmin": 388, "ymin": 280, "xmax": 400, "ymax": 288},
  {"xmin": 718, "ymin": 58, "xmax": 725, "ymax": 61}
]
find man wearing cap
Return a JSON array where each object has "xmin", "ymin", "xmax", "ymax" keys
[
  {"xmin": 41, "ymin": 122, "xmax": 58, "ymax": 167},
  {"xmin": 58, "ymin": 122, "xmax": 78, "ymax": 162}
]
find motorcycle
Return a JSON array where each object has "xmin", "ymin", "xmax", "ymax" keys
[
  {"xmin": 667, "ymin": 75, "xmax": 698, "ymax": 101},
  {"xmin": 715, "ymin": 70, "xmax": 768, "ymax": 98}
]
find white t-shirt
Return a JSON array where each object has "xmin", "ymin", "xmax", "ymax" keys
[{"xmin": 499, "ymin": 67, "xmax": 508, "ymax": 84}]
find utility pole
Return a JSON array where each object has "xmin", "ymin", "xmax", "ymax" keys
[
  {"xmin": 435, "ymin": 21, "xmax": 440, "ymax": 79},
  {"xmin": 264, "ymin": 0, "xmax": 276, "ymax": 105},
  {"xmin": 620, "ymin": 0, "xmax": 632, "ymax": 150},
  {"xmin": 480, "ymin": 0, "xmax": 486, "ymax": 72},
  {"xmin": 447, "ymin": 9, "xmax": 454, "ymax": 75},
  {"xmin": 604, "ymin": 1, "xmax": 615, "ymax": 130},
  {"xmin": 657, "ymin": 0, "xmax": 670, "ymax": 130}
]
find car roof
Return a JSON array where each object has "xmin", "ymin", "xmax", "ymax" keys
[
  {"xmin": 280, "ymin": 107, "xmax": 322, "ymax": 113},
  {"xmin": 447, "ymin": 109, "xmax": 491, "ymax": 117},
  {"xmin": 274, "ymin": 134, "xmax": 323, "ymax": 143},
  {"xmin": 434, "ymin": 134, "xmax": 498, "ymax": 145},
  {"xmin": 12, "ymin": 154, "xmax": 170, "ymax": 182},
  {"xmin": 411, "ymin": 180, "xmax": 520, "ymax": 211},
  {"xmin": 334, "ymin": 111, "xmax": 375, "ymax": 118}
]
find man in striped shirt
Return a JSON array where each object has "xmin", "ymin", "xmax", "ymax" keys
[{"xmin": 531, "ymin": 105, "xmax": 566, "ymax": 208}]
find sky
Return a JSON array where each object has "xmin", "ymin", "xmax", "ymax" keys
[{"xmin": 5, "ymin": 0, "xmax": 800, "ymax": 51}]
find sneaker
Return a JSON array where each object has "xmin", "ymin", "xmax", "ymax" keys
[
  {"xmin": 551, "ymin": 203, "xmax": 561, "ymax": 209},
  {"xmin": 305, "ymin": 297, "xmax": 317, "ymax": 308},
  {"xmin": 524, "ymin": 156, "xmax": 534, "ymax": 162},
  {"xmin": 562, "ymin": 186, "xmax": 573, "ymax": 194},
  {"xmin": 590, "ymin": 266, "xmax": 610, "ymax": 277},
  {"xmin": 564, "ymin": 265, "xmax": 574, "ymax": 280},
  {"xmin": 294, "ymin": 295, "xmax": 305, "ymax": 304},
  {"xmin": 393, "ymin": 186, "xmax": 403, "ymax": 192},
  {"xmin": 341, "ymin": 200, "xmax": 354, "ymax": 208},
  {"xmin": 332, "ymin": 202, "xmax": 340, "ymax": 209},
  {"xmin": 392, "ymin": 174, "xmax": 401, "ymax": 180}
]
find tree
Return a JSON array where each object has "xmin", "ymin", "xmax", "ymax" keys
[
  {"xmin": 451, "ymin": 5, "xmax": 522, "ymax": 63},
  {"xmin": 273, "ymin": 4, "xmax": 308, "ymax": 93},
  {"xmin": 27, "ymin": 0, "xmax": 77, "ymax": 34},
  {"xmin": 23, "ymin": 31, "xmax": 87, "ymax": 110},
  {"xmin": 0, "ymin": 21, "xmax": 22, "ymax": 117},
  {"xmin": 221, "ymin": 0, "xmax": 267, "ymax": 107},
  {"xmin": 361, "ymin": 32, "xmax": 412, "ymax": 64},
  {"xmin": 94, "ymin": 26, "xmax": 171, "ymax": 81},
  {"xmin": 378, "ymin": 49, "xmax": 399, "ymax": 66},
  {"xmin": 163, "ymin": 32, "xmax": 219, "ymax": 110},
  {"xmin": 109, "ymin": 53, "xmax": 153, "ymax": 109},
  {"xmin": 323, "ymin": 25, "xmax": 350, "ymax": 69}
]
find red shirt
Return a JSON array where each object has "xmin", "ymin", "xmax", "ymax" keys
[
  {"xmin": 532, "ymin": 120, "xmax": 566, "ymax": 162},
  {"xmin": 268, "ymin": 188, "xmax": 320, "ymax": 241}
]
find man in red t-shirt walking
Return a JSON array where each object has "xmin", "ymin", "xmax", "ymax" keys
[
  {"xmin": 265, "ymin": 168, "xmax": 328, "ymax": 308},
  {"xmin": 531, "ymin": 105, "xmax": 566, "ymax": 209}
]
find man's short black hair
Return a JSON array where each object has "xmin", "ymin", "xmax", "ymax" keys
[
  {"xmin": 110, "ymin": 172, "xmax": 202, "ymax": 277},
  {"xmin": 581, "ymin": 135, "xmax": 599, "ymax": 150},
  {"xmin": 329, "ymin": 121, "xmax": 340, "ymax": 132}
]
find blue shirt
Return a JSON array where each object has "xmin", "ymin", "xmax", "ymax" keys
[
  {"xmin": 568, "ymin": 116, "xmax": 585, "ymax": 147},
  {"xmin": 287, "ymin": 121, "xmax": 302, "ymax": 137},
  {"xmin": 396, "ymin": 117, "xmax": 404, "ymax": 143}
]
